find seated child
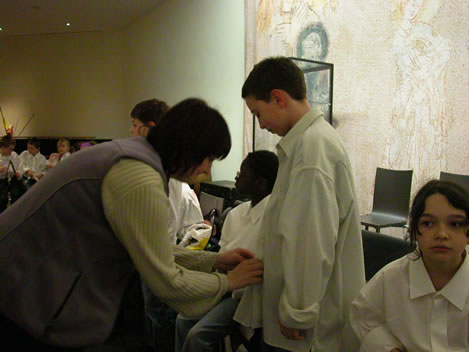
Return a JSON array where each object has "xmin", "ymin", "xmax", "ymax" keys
[
  {"xmin": 175, "ymin": 150, "xmax": 279, "ymax": 352},
  {"xmin": 350, "ymin": 180, "xmax": 469, "ymax": 352},
  {"xmin": 48, "ymin": 138, "xmax": 71, "ymax": 168},
  {"xmin": 0, "ymin": 135, "xmax": 24, "ymax": 211},
  {"xmin": 19, "ymin": 139, "xmax": 47, "ymax": 180}
]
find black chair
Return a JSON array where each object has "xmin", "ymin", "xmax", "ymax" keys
[
  {"xmin": 360, "ymin": 167, "xmax": 413, "ymax": 233},
  {"xmin": 440, "ymin": 171, "xmax": 469, "ymax": 192},
  {"xmin": 361, "ymin": 230, "xmax": 412, "ymax": 281}
]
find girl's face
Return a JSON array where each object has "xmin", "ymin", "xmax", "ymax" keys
[
  {"xmin": 417, "ymin": 193, "xmax": 469, "ymax": 270},
  {"xmin": 58, "ymin": 142, "xmax": 70, "ymax": 155},
  {"xmin": 0, "ymin": 145, "xmax": 15, "ymax": 157}
]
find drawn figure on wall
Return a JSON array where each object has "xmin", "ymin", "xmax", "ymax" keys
[
  {"xmin": 296, "ymin": 23, "xmax": 330, "ymax": 117},
  {"xmin": 385, "ymin": 0, "xmax": 450, "ymax": 190}
]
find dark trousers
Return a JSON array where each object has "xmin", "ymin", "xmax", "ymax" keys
[{"xmin": 0, "ymin": 313, "xmax": 83, "ymax": 352}]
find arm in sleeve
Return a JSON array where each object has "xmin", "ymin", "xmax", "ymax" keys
[
  {"xmin": 350, "ymin": 273, "xmax": 404, "ymax": 351},
  {"xmin": 102, "ymin": 159, "xmax": 228, "ymax": 318},
  {"xmin": 277, "ymin": 168, "xmax": 339, "ymax": 330}
]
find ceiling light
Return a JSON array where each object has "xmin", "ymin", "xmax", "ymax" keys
[{"xmin": 66, "ymin": 23, "xmax": 71, "ymax": 27}]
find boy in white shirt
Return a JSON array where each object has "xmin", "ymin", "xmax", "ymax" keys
[
  {"xmin": 0, "ymin": 135, "xmax": 23, "ymax": 211},
  {"xmin": 241, "ymin": 57, "xmax": 365, "ymax": 352},
  {"xmin": 175, "ymin": 150, "xmax": 279, "ymax": 352},
  {"xmin": 20, "ymin": 139, "xmax": 47, "ymax": 180},
  {"xmin": 351, "ymin": 180, "xmax": 469, "ymax": 352}
]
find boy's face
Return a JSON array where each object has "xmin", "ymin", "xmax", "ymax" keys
[
  {"xmin": 130, "ymin": 118, "xmax": 146, "ymax": 137},
  {"xmin": 245, "ymin": 95, "xmax": 290, "ymax": 136},
  {"xmin": 27, "ymin": 143, "xmax": 39, "ymax": 156},
  {"xmin": 235, "ymin": 160, "xmax": 257, "ymax": 196}
]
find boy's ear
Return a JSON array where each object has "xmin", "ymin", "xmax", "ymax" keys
[
  {"xmin": 147, "ymin": 121, "xmax": 156, "ymax": 128},
  {"xmin": 270, "ymin": 89, "xmax": 287, "ymax": 108}
]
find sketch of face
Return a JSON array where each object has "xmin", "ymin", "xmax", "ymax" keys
[
  {"xmin": 404, "ymin": 0, "xmax": 425, "ymax": 21},
  {"xmin": 301, "ymin": 32, "xmax": 323, "ymax": 60}
]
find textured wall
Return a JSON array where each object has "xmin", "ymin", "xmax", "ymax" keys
[{"xmin": 244, "ymin": 0, "xmax": 469, "ymax": 223}]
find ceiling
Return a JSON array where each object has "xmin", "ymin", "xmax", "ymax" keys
[{"xmin": 0, "ymin": 0, "xmax": 163, "ymax": 38}]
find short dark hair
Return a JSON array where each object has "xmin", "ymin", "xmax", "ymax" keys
[
  {"xmin": 0, "ymin": 135, "xmax": 15, "ymax": 148},
  {"xmin": 27, "ymin": 139, "xmax": 41, "ymax": 149},
  {"xmin": 147, "ymin": 98, "xmax": 231, "ymax": 176},
  {"xmin": 131, "ymin": 98, "xmax": 170, "ymax": 125},
  {"xmin": 244, "ymin": 150, "xmax": 279, "ymax": 193},
  {"xmin": 242, "ymin": 57, "xmax": 306, "ymax": 102},
  {"xmin": 406, "ymin": 179, "xmax": 469, "ymax": 257}
]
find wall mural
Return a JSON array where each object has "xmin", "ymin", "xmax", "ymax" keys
[{"xmin": 244, "ymin": 0, "xmax": 469, "ymax": 224}]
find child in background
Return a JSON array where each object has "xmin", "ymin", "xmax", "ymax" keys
[
  {"xmin": 20, "ymin": 139, "xmax": 47, "ymax": 180},
  {"xmin": 0, "ymin": 135, "xmax": 23, "ymax": 211},
  {"xmin": 48, "ymin": 138, "xmax": 71, "ymax": 168},
  {"xmin": 351, "ymin": 180, "xmax": 469, "ymax": 352},
  {"xmin": 175, "ymin": 150, "xmax": 279, "ymax": 352}
]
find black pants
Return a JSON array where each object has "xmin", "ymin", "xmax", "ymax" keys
[{"xmin": 0, "ymin": 313, "xmax": 83, "ymax": 352}]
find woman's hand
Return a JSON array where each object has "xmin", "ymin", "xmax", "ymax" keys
[
  {"xmin": 226, "ymin": 257, "xmax": 263, "ymax": 291},
  {"xmin": 215, "ymin": 247, "xmax": 255, "ymax": 272}
]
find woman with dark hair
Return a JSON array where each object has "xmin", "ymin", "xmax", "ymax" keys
[{"xmin": 0, "ymin": 98, "xmax": 263, "ymax": 351}]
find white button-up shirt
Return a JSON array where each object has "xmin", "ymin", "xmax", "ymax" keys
[
  {"xmin": 257, "ymin": 108, "xmax": 365, "ymax": 352},
  {"xmin": 20, "ymin": 150, "xmax": 47, "ymax": 178},
  {"xmin": 0, "ymin": 151, "xmax": 23, "ymax": 179},
  {"xmin": 351, "ymin": 254, "xmax": 469, "ymax": 352},
  {"xmin": 168, "ymin": 179, "xmax": 204, "ymax": 245},
  {"xmin": 218, "ymin": 197, "xmax": 269, "ymax": 254}
]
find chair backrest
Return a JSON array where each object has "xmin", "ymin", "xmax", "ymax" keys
[
  {"xmin": 440, "ymin": 171, "xmax": 469, "ymax": 192},
  {"xmin": 199, "ymin": 191, "xmax": 224, "ymax": 217},
  {"xmin": 361, "ymin": 230, "xmax": 412, "ymax": 281},
  {"xmin": 371, "ymin": 167, "xmax": 413, "ymax": 219}
]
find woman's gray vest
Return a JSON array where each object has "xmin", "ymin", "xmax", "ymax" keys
[{"xmin": 0, "ymin": 137, "xmax": 167, "ymax": 347}]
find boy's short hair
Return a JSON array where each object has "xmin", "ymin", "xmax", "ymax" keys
[
  {"xmin": 27, "ymin": 139, "xmax": 41, "ymax": 149},
  {"xmin": 57, "ymin": 138, "xmax": 70, "ymax": 148},
  {"xmin": 242, "ymin": 57, "xmax": 307, "ymax": 102},
  {"xmin": 147, "ymin": 98, "xmax": 231, "ymax": 176},
  {"xmin": 131, "ymin": 99, "xmax": 170, "ymax": 125},
  {"xmin": 244, "ymin": 150, "xmax": 279, "ymax": 193}
]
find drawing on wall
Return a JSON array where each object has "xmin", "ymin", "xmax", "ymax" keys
[
  {"xmin": 384, "ymin": 0, "xmax": 450, "ymax": 189},
  {"xmin": 256, "ymin": 0, "xmax": 337, "ymax": 56},
  {"xmin": 296, "ymin": 23, "xmax": 330, "ymax": 117}
]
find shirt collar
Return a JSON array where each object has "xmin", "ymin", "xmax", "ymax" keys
[
  {"xmin": 276, "ymin": 108, "xmax": 324, "ymax": 159},
  {"xmin": 247, "ymin": 195, "xmax": 270, "ymax": 224},
  {"xmin": 409, "ymin": 252, "xmax": 469, "ymax": 310}
]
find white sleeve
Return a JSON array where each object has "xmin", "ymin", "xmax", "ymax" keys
[
  {"xmin": 277, "ymin": 168, "xmax": 338, "ymax": 329},
  {"xmin": 350, "ymin": 272, "xmax": 404, "ymax": 351},
  {"xmin": 102, "ymin": 159, "xmax": 228, "ymax": 318}
]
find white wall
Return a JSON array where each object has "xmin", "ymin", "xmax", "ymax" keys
[
  {"xmin": 0, "ymin": 0, "xmax": 245, "ymax": 180},
  {"xmin": 121, "ymin": 0, "xmax": 245, "ymax": 181},
  {"xmin": 0, "ymin": 32, "xmax": 127, "ymax": 138}
]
